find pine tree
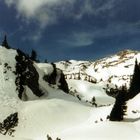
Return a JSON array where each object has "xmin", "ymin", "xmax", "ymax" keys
[
  {"xmin": 44, "ymin": 59, "xmax": 48, "ymax": 63},
  {"xmin": 2, "ymin": 35, "xmax": 10, "ymax": 49},
  {"xmin": 128, "ymin": 59, "xmax": 140, "ymax": 100},
  {"xmin": 56, "ymin": 138, "xmax": 61, "ymax": 140},
  {"xmin": 47, "ymin": 135, "xmax": 52, "ymax": 140},
  {"xmin": 109, "ymin": 86, "xmax": 128, "ymax": 121},
  {"xmin": 91, "ymin": 96, "xmax": 97, "ymax": 107},
  {"xmin": 30, "ymin": 49, "xmax": 37, "ymax": 61},
  {"xmin": 110, "ymin": 91, "xmax": 127, "ymax": 121}
]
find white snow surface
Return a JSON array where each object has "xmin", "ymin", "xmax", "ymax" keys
[
  {"xmin": 56, "ymin": 50, "xmax": 140, "ymax": 88},
  {"xmin": 67, "ymin": 80, "xmax": 114, "ymax": 106},
  {"xmin": 1, "ymin": 48, "xmax": 140, "ymax": 140}
]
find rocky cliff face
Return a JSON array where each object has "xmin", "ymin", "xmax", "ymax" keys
[
  {"xmin": 15, "ymin": 49, "xmax": 44, "ymax": 99},
  {"xmin": 0, "ymin": 47, "xmax": 69, "ymax": 101}
]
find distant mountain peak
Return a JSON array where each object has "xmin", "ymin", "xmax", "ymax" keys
[{"xmin": 117, "ymin": 49, "xmax": 139, "ymax": 57}]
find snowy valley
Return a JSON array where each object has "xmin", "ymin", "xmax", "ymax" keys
[{"xmin": 0, "ymin": 46, "xmax": 140, "ymax": 140}]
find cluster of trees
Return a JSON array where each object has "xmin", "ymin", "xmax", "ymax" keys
[
  {"xmin": 47, "ymin": 134, "xmax": 61, "ymax": 140},
  {"xmin": 0, "ymin": 113, "xmax": 18, "ymax": 136},
  {"xmin": 1, "ymin": 35, "xmax": 40, "ymax": 62},
  {"xmin": 15, "ymin": 49, "xmax": 44, "ymax": 100},
  {"xmin": 65, "ymin": 72, "xmax": 96, "ymax": 83},
  {"xmin": 109, "ymin": 60, "xmax": 140, "ymax": 121}
]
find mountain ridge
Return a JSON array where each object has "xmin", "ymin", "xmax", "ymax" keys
[{"xmin": 56, "ymin": 49, "xmax": 140, "ymax": 89}]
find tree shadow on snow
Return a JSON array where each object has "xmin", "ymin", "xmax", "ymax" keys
[{"xmin": 123, "ymin": 117, "xmax": 140, "ymax": 122}]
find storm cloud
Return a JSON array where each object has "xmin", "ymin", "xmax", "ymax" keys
[{"xmin": 1, "ymin": 0, "xmax": 140, "ymax": 61}]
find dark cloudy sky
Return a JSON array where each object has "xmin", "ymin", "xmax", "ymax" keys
[{"xmin": 0, "ymin": 0, "xmax": 140, "ymax": 61}]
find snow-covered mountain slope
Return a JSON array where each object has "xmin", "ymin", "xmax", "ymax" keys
[
  {"xmin": 68, "ymin": 80, "xmax": 114, "ymax": 106},
  {"xmin": 1, "ymin": 47, "xmax": 140, "ymax": 140},
  {"xmin": 0, "ymin": 47, "xmax": 69, "ymax": 102},
  {"xmin": 0, "ymin": 47, "xmax": 17, "ymax": 99},
  {"xmin": 56, "ymin": 50, "xmax": 140, "ymax": 88},
  {"xmin": 0, "ymin": 46, "xmax": 93, "ymax": 139},
  {"xmin": 56, "ymin": 50, "xmax": 140, "ymax": 101}
]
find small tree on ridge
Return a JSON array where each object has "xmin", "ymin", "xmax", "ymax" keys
[{"xmin": 2, "ymin": 35, "xmax": 10, "ymax": 49}]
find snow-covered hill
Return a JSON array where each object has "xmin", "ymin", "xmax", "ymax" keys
[
  {"xmin": 56, "ymin": 50, "xmax": 140, "ymax": 99},
  {"xmin": 1, "ymin": 47, "xmax": 140, "ymax": 140},
  {"xmin": 0, "ymin": 46, "xmax": 73, "ymax": 139},
  {"xmin": 0, "ymin": 47, "xmax": 69, "ymax": 101},
  {"xmin": 56, "ymin": 50, "xmax": 140, "ymax": 87}
]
